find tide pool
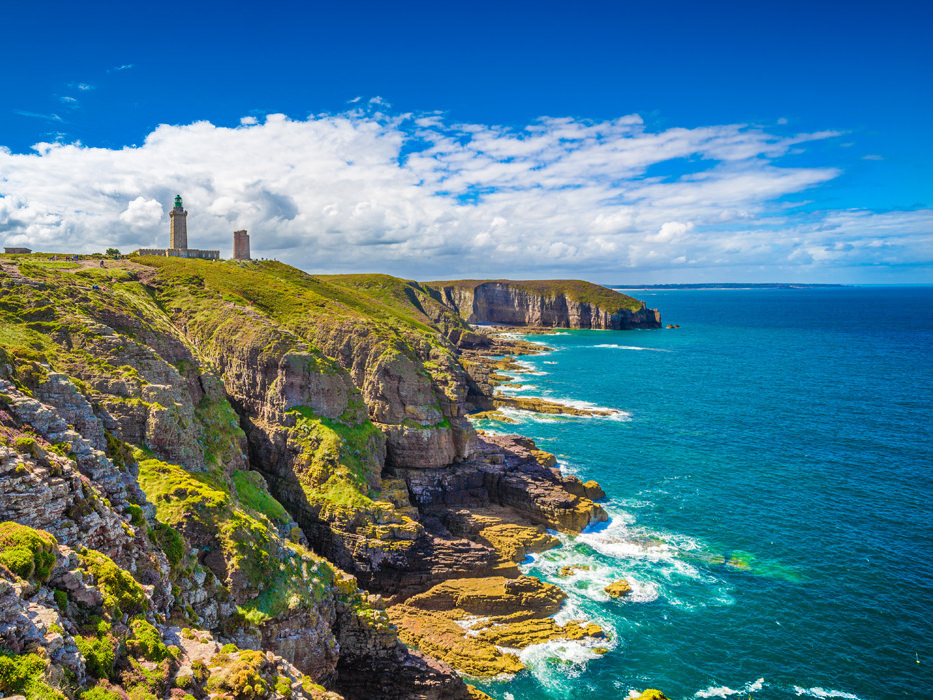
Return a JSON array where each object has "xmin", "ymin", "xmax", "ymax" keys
[{"xmin": 471, "ymin": 286, "xmax": 933, "ymax": 700}]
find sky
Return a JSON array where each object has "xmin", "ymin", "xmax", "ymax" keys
[{"xmin": 1, "ymin": 0, "xmax": 931, "ymax": 283}]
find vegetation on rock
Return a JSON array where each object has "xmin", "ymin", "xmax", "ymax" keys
[{"xmin": 0, "ymin": 522, "xmax": 57, "ymax": 582}]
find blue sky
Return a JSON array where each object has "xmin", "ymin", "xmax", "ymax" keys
[{"xmin": 1, "ymin": 0, "xmax": 930, "ymax": 282}]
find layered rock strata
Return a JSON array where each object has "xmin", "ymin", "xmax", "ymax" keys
[{"xmin": 426, "ymin": 280, "xmax": 661, "ymax": 329}]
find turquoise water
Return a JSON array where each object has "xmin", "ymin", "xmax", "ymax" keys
[{"xmin": 471, "ymin": 287, "xmax": 933, "ymax": 700}]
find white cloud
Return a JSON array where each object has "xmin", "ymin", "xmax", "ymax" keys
[
  {"xmin": 0, "ymin": 110, "xmax": 928, "ymax": 280},
  {"xmin": 119, "ymin": 197, "xmax": 163, "ymax": 228},
  {"xmin": 15, "ymin": 111, "xmax": 63, "ymax": 123}
]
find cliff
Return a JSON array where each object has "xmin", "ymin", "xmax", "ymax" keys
[
  {"xmin": 424, "ymin": 279, "xmax": 661, "ymax": 329},
  {"xmin": 0, "ymin": 256, "xmax": 656, "ymax": 700}
]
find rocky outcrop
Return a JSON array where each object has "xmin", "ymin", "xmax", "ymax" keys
[
  {"xmin": 426, "ymin": 280, "xmax": 661, "ymax": 329},
  {"xmin": 388, "ymin": 576, "xmax": 603, "ymax": 678}
]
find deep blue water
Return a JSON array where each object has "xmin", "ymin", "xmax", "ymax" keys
[{"xmin": 471, "ymin": 286, "xmax": 933, "ymax": 700}]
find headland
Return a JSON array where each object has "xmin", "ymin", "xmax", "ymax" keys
[{"xmin": 0, "ymin": 254, "xmax": 663, "ymax": 700}]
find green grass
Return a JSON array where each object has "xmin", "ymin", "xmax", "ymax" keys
[{"xmin": 232, "ymin": 471, "xmax": 290, "ymax": 524}]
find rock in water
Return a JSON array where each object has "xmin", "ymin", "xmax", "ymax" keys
[{"xmin": 604, "ymin": 579, "xmax": 633, "ymax": 598}]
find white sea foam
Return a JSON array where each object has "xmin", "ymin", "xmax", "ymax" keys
[
  {"xmin": 497, "ymin": 383, "xmax": 536, "ymax": 393},
  {"xmin": 513, "ymin": 359, "xmax": 548, "ymax": 374},
  {"xmin": 494, "ymin": 407, "xmax": 568, "ymax": 424},
  {"xmin": 518, "ymin": 638, "xmax": 607, "ymax": 680},
  {"xmin": 594, "ymin": 343, "xmax": 671, "ymax": 352},
  {"xmin": 695, "ymin": 686, "xmax": 740, "ymax": 698},
  {"xmin": 543, "ymin": 361, "xmax": 558, "ymax": 364},
  {"xmin": 793, "ymin": 687, "xmax": 861, "ymax": 699},
  {"xmin": 454, "ymin": 615, "xmax": 492, "ymax": 634},
  {"xmin": 695, "ymin": 679, "xmax": 765, "ymax": 698}
]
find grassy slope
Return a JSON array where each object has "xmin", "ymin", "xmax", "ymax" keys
[
  {"xmin": 0, "ymin": 259, "xmax": 358, "ymax": 625},
  {"xmin": 140, "ymin": 258, "xmax": 448, "ymax": 340}
]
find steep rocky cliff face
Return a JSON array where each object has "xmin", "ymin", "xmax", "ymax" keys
[
  {"xmin": 0, "ymin": 257, "xmax": 656, "ymax": 700},
  {"xmin": 426, "ymin": 280, "xmax": 661, "ymax": 329}
]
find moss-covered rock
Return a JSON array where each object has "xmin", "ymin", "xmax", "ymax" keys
[
  {"xmin": 0, "ymin": 522, "xmax": 57, "ymax": 583},
  {"xmin": 78, "ymin": 549, "xmax": 148, "ymax": 618}
]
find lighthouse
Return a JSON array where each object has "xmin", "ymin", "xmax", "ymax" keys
[{"xmin": 169, "ymin": 194, "xmax": 188, "ymax": 250}]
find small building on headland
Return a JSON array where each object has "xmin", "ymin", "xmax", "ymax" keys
[
  {"xmin": 133, "ymin": 195, "xmax": 220, "ymax": 260},
  {"xmin": 232, "ymin": 230, "xmax": 250, "ymax": 260},
  {"xmin": 4, "ymin": 247, "xmax": 32, "ymax": 254}
]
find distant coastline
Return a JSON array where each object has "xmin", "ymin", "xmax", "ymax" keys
[{"xmin": 610, "ymin": 283, "xmax": 847, "ymax": 290}]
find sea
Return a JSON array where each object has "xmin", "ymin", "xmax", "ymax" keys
[{"xmin": 469, "ymin": 286, "xmax": 933, "ymax": 700}]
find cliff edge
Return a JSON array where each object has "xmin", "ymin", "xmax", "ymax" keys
[{"xmin": 424, "ymin": 279, "xmax": 661, "ymax": 329}]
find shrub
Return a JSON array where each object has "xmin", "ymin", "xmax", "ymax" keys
[
  {"xmin": 127, "ymin": 505, "xmax": 145, "ymax": 528},
  {"xmin": 0, "ymin": 650, "xmax": 65, "ymax": 700},
  {"xmin": 205, "ymin": 650, "xmax": 270, "ymax": 700},
  {"xmin": 190, "ymin": 660, "xmax": 209, "ymax": 684},
  {"xmin": 126, "ymin": 619, "xmax": 169, "ymax": 663},
  {"xmin": 126, "ymin": 686, "xmax": 157, "ymax": 700},
  {"xmin": 81, "ymin": 683, "xmax": 125, "ymax": 700},
  {"xmin": 75, "ymin": 634, "xmax": 116, "ymax": 680},
  {"xmin": 0, "ymin": 522, "xmax": 57, "ymax": 582}
]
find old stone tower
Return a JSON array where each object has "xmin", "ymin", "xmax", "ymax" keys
[
  {"xmin": 169, "ymin": 194, "xmax": 188, "ymax": 249},
  {"xmin": 233, "ymin": 230, "xmax": 250, "ymax": 260}
]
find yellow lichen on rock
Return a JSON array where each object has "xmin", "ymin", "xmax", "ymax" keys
[
  {"xmin": 466, "ymin": 685, "xmax": 496, "ymax": 700},
  {"xmin": 558, "ymin": 564, "xmax": 591, "ymax": 577},
  {"xmin": 405, "ymin": 575, "xmax": 565, "ymax": 618},
  {"xmin": 633, "ymin": 690, "xmax": 671, "ymax": 700},
  {"xmin": 604, "ymin": 579, "xmax": 633, "ymax": 598},
  {"xmin": 476, "ymin": 522, "xmax": 559, "ymax": 563},
  {"xmin": 474, "ymin": 617, "xmax": 603, "ymax": 647},
  {"xmin": 467, "ymin": 410, "xmax": 519, "ymax": 424},
  {"xmin": 388, "ymin": 605, "xmax": 524, "ymax": 677},
  {"xmin": 530, "ymin": 448, "xmax": 557, "ymax": 468},
  {"xmin": 389, "ymin": 574, "xmax": 605, "ymax": 678}
]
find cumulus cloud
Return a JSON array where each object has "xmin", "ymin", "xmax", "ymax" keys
[
  {"xmin": 0, "ymin": 109, "xmax": 929, "ymax": 280},
  {"xmin": 119, "ymin": 197, "xmax": 163, "ymax": 228}
]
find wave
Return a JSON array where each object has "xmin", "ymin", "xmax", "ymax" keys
[
  {"xmin": 793, "ymin": 687, "xmax": 861, "ymax": 699},
  {"xmin": 497, "ymin": 383, "xmax": 537, "ymax": 393},
  {"xmin": 695, "ymin": 679, "xmax": 765, "ymax": 698},
  {"xmin": 694, "ymin": 687, "xmax": 740, "ymax": 698},
  {"xmin": 594, "ymin": 343, "xmax": 671, "ymax": 352}
]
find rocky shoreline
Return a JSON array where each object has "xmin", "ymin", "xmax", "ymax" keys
[{"xmin": 0, "ymin": 257, "xmax": 664, "ymax": 700}]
